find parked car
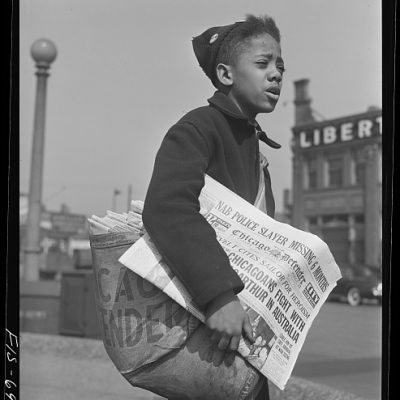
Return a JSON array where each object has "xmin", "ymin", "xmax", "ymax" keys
[{"xmin": 329, "ymin": 264, "xmax": 382, "ymax": 306}]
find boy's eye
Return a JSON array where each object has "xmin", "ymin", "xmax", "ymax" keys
[
  {"xmin": 257, "ymin": 61, "xmax": 286, "ymax": 73},
  {"xmin": 257, "ymin": 60, "xmax": 271, "ymax": 69}
]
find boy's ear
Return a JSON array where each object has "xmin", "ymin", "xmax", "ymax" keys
[{"xmin": 215, "ymin": 63, "xmax": 233, "ymax": 86}]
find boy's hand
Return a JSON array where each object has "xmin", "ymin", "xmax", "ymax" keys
[{"xmin": 205, "ymin": 290, "xmax": 255, "ymax": 352}]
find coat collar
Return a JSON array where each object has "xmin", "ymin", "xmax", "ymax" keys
[{"xmin": 207, "ymin": 91, "xmax": 281, "ymax": 149}]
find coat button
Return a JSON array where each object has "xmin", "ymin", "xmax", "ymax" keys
[{"xmin": 209, "ymin": 33, "xmax": 218, "ymax": 44}]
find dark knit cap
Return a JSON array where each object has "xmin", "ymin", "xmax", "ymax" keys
[{"xmin": 192, "ymin": 21, "xmax": 244, "ymax": 86}]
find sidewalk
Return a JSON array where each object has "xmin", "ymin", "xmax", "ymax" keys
[{"xmin": 20, "ymin": 333, "xmax": 367, "ymax": 400}]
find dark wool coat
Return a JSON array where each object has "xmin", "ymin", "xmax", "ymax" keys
[{"xmin": 142, "ymin": 91, "xmax": 280, "ymax": 308}]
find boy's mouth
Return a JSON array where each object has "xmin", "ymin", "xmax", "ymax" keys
[
  {"xmin": 265, "ymin": 85, "xmax": 280, "ymax": 96},
  {"xmin": 265, "ymin": 85, "xmax": 280, "ymax": 101}
]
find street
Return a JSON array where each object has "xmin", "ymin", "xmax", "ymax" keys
[
  {"xmin": 292, "ymin": 300, "xmax": 382, "ymax": 399},
  {"xmin": 20, "ymin": 299, "xmax": 382, "ymax": 400}
]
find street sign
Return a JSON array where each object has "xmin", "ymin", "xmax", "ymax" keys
[{"xmin": 50, "ymin": 213, "xmax": 87, "ymax": 233}]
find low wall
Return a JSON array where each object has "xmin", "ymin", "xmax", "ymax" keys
[
  {"xmin": 20, "ymin": 274, "xmax": 101, "ymax": 338},
  {"xmin": 20, "ymin": 280, "xmax": 61, "ymax": 335},
  {"xmin": 21, "ymin": 333, "xmax": 368, "ymax": 400}
]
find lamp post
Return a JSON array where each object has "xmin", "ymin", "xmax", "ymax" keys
[{"xmin": 24, "ymin": 39, "xmax": 57, "ymax": 281}]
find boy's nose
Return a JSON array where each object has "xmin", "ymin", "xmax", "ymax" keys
[{"xmin": 269, "ymin": 69, "xmax": 282, "ymax": 83}]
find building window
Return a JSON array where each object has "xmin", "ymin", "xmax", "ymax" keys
[
  {"xmin": 355, "ymin": 162, "xmax": 365, "ymax": 185},
  {"xmin": 354, "ymin": 214, "xmax": 364, "ymax": 224},
  {"xmin": 322, "ymin": 214, "xmax": 348, "ymax": 226},
  {"xmin": 308, "ymin": 216, "xmax": 318, "ymax": 225},
  {"xmin": 350, "ymin": 149, "xmax": 366, "ymax": 186},
  {"xmin": 326, "ymin": 156, "xmax": 343, "ymax": 187},
  {"xmin": 304, "ymin": 157, "xmax": 317, "ymax": 189}
]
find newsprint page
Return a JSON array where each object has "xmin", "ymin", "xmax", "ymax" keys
[{"xmin": 118, "ymin": 175, "xmax": 342, "ymax": 390}]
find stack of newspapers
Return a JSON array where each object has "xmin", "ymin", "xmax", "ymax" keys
[
  {"xmin": 88, "ymin": 175, "xmax": 341, "ymax": 391},
  {"xmin": 88, "ymin": 200, "xmax": 145, "ymax": 236}
]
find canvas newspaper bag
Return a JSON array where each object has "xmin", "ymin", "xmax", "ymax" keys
[{"xmin": 89, "ymin": 158, "xmax": 341, "ymax": 392}]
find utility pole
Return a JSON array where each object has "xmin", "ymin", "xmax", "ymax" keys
[
  {"xmin": 127, "ymin": 184, "xmax": 132, "ymax": 212},
  {"xmin": 112, "ymin": 189, "xmax": 121, "ymax": 212},
  {"xmin": 24, "ymin": 39, "xmax": 57, "ymax": 281}
]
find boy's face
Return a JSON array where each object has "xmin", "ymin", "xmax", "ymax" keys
[{"xmin": 227, "ymin": 33, "xmax": 284, "ymax": 121}]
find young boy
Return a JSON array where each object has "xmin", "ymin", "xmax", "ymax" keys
[{"xmin": 141, "ymin": 13, "xmax": 284, "ymax": 399}]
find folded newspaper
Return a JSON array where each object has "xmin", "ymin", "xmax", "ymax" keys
[{"xmin": 89, "ymin": 175, "xmax": 341, "ymax": 390}]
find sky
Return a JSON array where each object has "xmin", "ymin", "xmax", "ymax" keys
[{"xmin": 19, "ymin": 0, "xmax": 382, "ymax": 218}]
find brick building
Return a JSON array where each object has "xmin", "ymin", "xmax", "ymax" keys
[{"xmin": 290, "ymin": 79, "xmax": 382, "ymax": 268}]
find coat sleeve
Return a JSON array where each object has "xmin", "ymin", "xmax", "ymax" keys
[{"xmin": 142, "ymin": 121, "xmax": 244, "ymax": 308}]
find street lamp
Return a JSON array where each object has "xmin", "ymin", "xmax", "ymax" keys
[{"xmin": 24, "ymin": 39, "xmax": 57, "ymax": 281}]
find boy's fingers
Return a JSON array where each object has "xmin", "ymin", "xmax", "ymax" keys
[
  {"xmin": 209, "ymin": 331, "xmax": 222, "ymax": 344},
  {"xmin": 217, "ymin": 336, "xmax": 230, "ymax": 351},
  {"xmin": 229, "ymin": 334, "xmax": 241, "ymax": 352},
  {"xmin": 243, "ymin": 317, "xmax": 255, "ymax": 343}
]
